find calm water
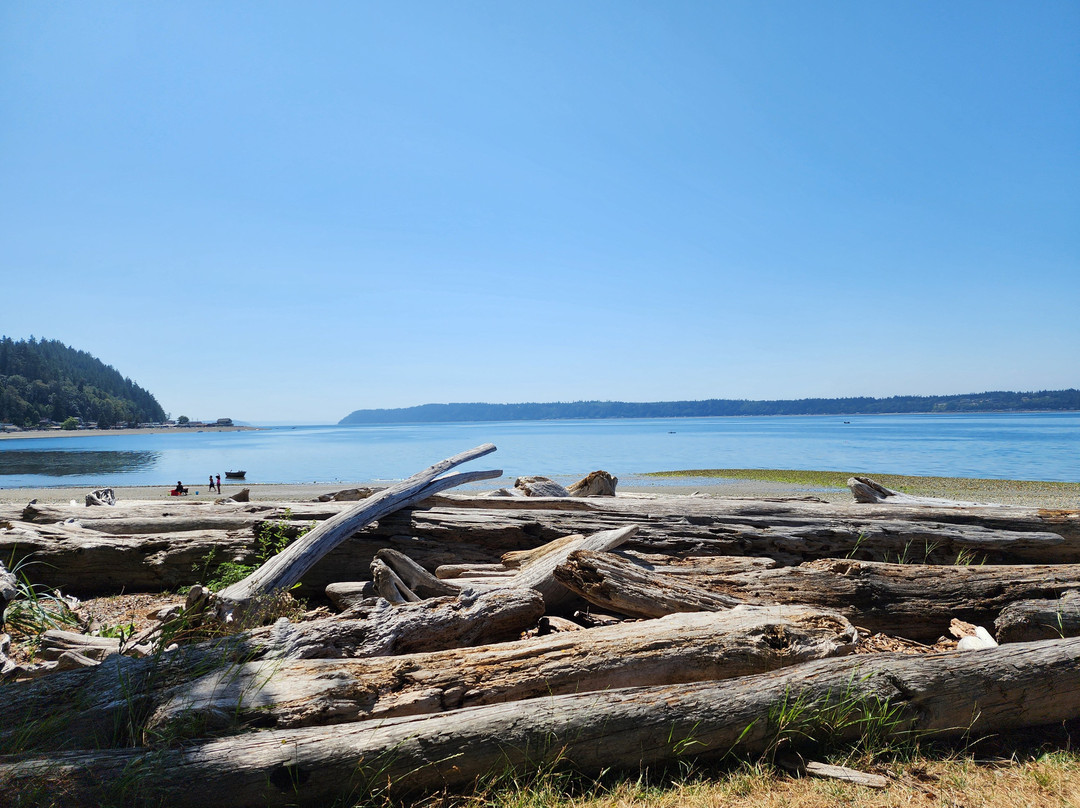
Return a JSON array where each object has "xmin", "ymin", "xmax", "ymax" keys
[{"xmin": 0, "ymin": 413, "xmax": 1077, "ymax": 490}]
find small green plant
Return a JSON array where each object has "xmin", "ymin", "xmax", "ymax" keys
[
  {"xmin": 196, "ymin": 510, "xmax": 314, "ymax": 592},
  {"xmin": 97, "ymin": 620, "xmax": 138, "ymax": 642},
  {"xmin": 1, "ymin": 555, "xmax": 79, "ymax": 654},
  {"xmin": 758, "ymin": 673, "xmax": 915, "ymax": 765},
  {"xmin": 844, "ymin": 532, "xmax": 868, "ymax": 559},
  {"xmin": 954, "ymin": 548, "xmax": 986, "ymax": 566}
]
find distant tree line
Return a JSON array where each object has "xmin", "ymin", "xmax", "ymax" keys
[
  {"xmin": 0, "ymin": 336, "xmax": 167, "ymax": 428},
  {"xmin": 339, "ymin": 389, "xmax": 1080, "ymax": 425}
]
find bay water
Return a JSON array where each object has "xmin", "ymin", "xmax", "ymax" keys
[{"xmin": 0, "ymin": 412, "xmax": 1077, "ymax": 491}]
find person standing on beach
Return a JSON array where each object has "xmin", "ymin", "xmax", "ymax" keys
[
  {"xmin": 209, "ymin": 475, "xmax": 214, "ymax": 492},
  {"xmin": 216, "ymin": 474, "xmax": 221, "ymax": 493}
]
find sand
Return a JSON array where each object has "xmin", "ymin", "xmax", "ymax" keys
[{"xmin": 0, "ymin": 474, "xmax": 1074, "ymax": 508}]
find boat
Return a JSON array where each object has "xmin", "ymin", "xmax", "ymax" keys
[{"xmin": 225, "ymin": 470, "xmax": 246, "ymax": 479}]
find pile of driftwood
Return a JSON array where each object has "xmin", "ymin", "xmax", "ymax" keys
[{"xmin": 1, "ymin": 445, "xmax": 1079, "ymax": 806}]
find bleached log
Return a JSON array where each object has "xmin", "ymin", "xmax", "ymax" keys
[
  {"xmin": 0, "ymin": 559, "xmax": 16, "ymax": 605},
  {"xmin": 0, "ymin": 524, "xmax": 255, "ymax": 594},
  {"xmin": 144, "ymin": 606, "xmax": 857, "ymax": 738},
  {"xmin": 435, "ymin": 563, "xmax": 513, "ymax": 579},
  {"xmin": 372, "ymin": 549, "xmax": 458, "ymax": 598},
  {"xmin": 38, "ymin": 630, "xmax": 120, "ymax": 662},
  {"xmin": 514, "ymin": 476, "xmax": 570, "ymax": 497},
  {"xmin": 501, "ymin": 525, "xmax": 637, "ymax": 611},
  {"xmin": 6, "ymin": 638, "xmax": 1080, "ymax": 806},
  {"xmin": 995, "ymin": 590, "xmax": 1080, "ymax": 643},
  {"xmin": 0, "ymin": 588, "xmax": 544, "ymax": 751},
  {"xmin": 555, "ymin": 551, "xmax": 1080, "ymax": 641},
  {"xmin": 214, "ymin": 445, "xmax": 502, "ymax": 617},
  {"xmin": 5, "ymin": 493, "xmax": 1076, "ymax": 598},
  {"xmin": 848, "ymin": 476, "xmax": 995, "ymax": 507},
  {"xmin": 567, "ymin": 470, "xmax": 617, "ymax": 497},
  {"xmin": 501, "ymin": 534, "xmax": 583, "ymax": 568},
  {"xmin": 369, "ymin": 558, "xmax": 421, "ymax": 603},
  {"xmin": 324, "ymin": 581, "xmax": 375, "ymax": 611}
]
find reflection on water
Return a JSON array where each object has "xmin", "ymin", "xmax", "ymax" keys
[{"xmin": 0, "ymin": 450, "xmax": 160, "ymax": 477}]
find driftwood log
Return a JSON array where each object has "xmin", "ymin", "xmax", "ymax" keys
[
  {"xmin": 995, "ymin": 590, "xmax": 1080, "ymax": 643},
  {"xmin": 5, "ymin": 638, "xmax": 1079, "ymax": 807},
  {"xmin": 554, "ymin": 551, "xmax": 1080, "ymax": 641},
  {"xmin": 0, "ymin": 588, "xmax": 544, "ymax": 752},
  {"xmin": 144, "ymin": 605, "xmax": 857, "ymax": 739},
  {"xmin": 214, "ymin": 444, "xmax": 502, "ymax": 618},
  {"xmin": 5, "ymin": 495, "xmax": 1077, "ymax": 596}
]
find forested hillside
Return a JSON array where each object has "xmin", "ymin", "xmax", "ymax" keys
[
  {"xmin": 0, "ymin": 337, "xmax": 166, "ymax": 428},
  {"xmin": 340, "ymin": 390, "xmax": 1080, "ymax": 425}
]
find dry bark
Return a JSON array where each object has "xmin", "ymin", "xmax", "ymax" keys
[
  {"xmin": 995, "ymin": 590, "xmax": 1080, "ymax": 643},
  {"xmin": 0, "ymin": 588, "xmax": 544, "ymax": 752},
  {"xmin": 144, "ymin": 605, "xmax": 857, "ymax": 739},
  {"xmin": 555, "ymin": 551, "xmax": 1080, "ymax": 641},
  {"xmin": 6, "ymin": 638, "xmax": 1079, "ymax": 807}
]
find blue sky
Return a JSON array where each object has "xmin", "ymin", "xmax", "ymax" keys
[{"xmin": 2, "ymin": 2, "xmax": 1077, "ymax": 424}]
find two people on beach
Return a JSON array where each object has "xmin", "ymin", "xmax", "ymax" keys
[{"xmin": 208, "ymin": 474, "xmax": 221, "ymax": 494}]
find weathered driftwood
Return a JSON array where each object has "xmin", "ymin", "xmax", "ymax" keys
[
  {"xmin": 848, "ymin": 476, "xmax": 993, "ymax": 506},
  {"xmin": 85, "ymin": 488, "xmax": 116, "ymax": 507},
  {"xmin": 372, "ymin": 548, "xmax": 459, "ymax": 599},
  {"xmin": 514, "ymin": 475, "xmax": 570, "ymax": 497},
  {"xmin": 555, "ymin": 551, "xmax": 1080, "ymax": 641},
  {"xmin": 435, "ymin": 562, "xmax": 514, "ymax": 579},
  {"xmin": 144, "ymin": 606, "xmax": 857, "ymax": 738},
  {"xmin": 995, "ymin": 590, "xmax": 1080, "ymax": 643},
  {"xmin": 364, "ymin": 500, "xmax": 1080, "ymax": 566},
  {"xmin": 0, "ymin": 588, "xmax": 544, "ymax": 752},
  {"xmin": 373, "ymin": 527, "xmax": 638, "ymax": 613},
  {"xmin": 324, "ymin": 581, "xmax": 376, "ymax": 610},
  {"xmin": 5, "ymin": 494, "xmax": 1076, "ymax": 596},
  {"xmin": 38, "ymin": 629, "xmax": 121, "ymax": 661},
  {"xmin": 567, "ymin": 470, "xmax": 617, "ymax": 497},
  {"xmin": 0, "ymin": 524, "xmax": 254, "ymax": 594},
  {"xmin": 500, "ymin": 525, "xmax": 637, "ymax": 611},
  {"xmin": 214, "ymin": 445, "xmax": 502, "ymax": 617},
  {"xmin": 6, "ymin": 638, "xmax": 1079, "ymax": 807},
  {"xmin": 0, "ymin": 558, "xmax": 16, "ymax": 605}
]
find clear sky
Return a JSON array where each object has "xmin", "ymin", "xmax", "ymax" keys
[{"xmin": 2, "ymin": 2, "xmax": 1077, "ymax": 424}]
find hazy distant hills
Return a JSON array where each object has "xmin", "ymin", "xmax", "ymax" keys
[
  {"xmin": 0, "ymin": 336, "xmax": 167, "ymax": 427},
  {"xmin": 340, "ymin": 389, "xmax": 1080, "ymax": 425}
]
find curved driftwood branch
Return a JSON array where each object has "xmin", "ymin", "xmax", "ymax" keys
[{"xmin": 214, "ymin": 445, "xmax": 501, "ymax": 618}]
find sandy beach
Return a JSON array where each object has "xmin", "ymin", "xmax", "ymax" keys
[{"xmin": 1, "ymin": 474, "xmax": 1076, "ymax": 508}]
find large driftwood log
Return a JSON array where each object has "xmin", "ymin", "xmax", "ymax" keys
[
  {"xmin": 5, "ymin": 494, "xmax": 1077, "ymax": 596},
  {"xmin": 5, "ymin": 638, "xmax": 1079, "ymax": 807},
  {"xmin": 995, "ymin": 590, "xmax": 1080, "ymax": 643},
  {"xmin": 214, "ymin": 445, "xmax": 502, "ymax": 617},
  {"xmin": 0, "ymin": 588, "xmax": 544, "ymax": 752},
  {"xmin": 144, "ymin": 606, "xmax": 857, "ymax": 739},
  {"xmin": 555, "ymin": 551, "xmax": 1080, "ymax": 641}
]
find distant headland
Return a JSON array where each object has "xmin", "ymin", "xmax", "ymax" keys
[{"xmin": 339, "ymin": 389, "xmax": 1080, "ymax": 425}]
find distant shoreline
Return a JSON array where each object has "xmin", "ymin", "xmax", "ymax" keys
[{"xmin": 0, "ymin": 425, "xmax": 258, "ymax": 441}]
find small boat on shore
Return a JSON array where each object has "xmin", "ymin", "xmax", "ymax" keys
[{"xmin": 225, "ymin": 470, "xmax": 246, "ymax": 479}]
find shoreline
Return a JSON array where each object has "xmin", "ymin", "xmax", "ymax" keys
[
  {"xmin": 0, "ymin": 425, "xmax": 257, "ymax": 441},
  {"xmin": 1, "ymin": 470, "xmax": 1076, "ymax": 508}
]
